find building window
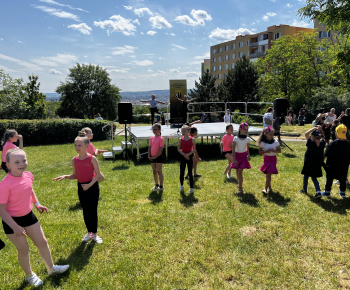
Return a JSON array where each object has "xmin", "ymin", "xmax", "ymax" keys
[
  {"xmin": 219, "ymin": 47, "xmax": 222, "ymax": 52},
  {"xmin": 274, "ymin": 32, "xmax": 280, "ymax": 40},
  {"xmin": 225, "ymin": 64, "xmax": 229, "ymax": 70},
  {"xmin": 212, "ymin": 48, "xmax": 216, "ymax": 54},
  {"xmin": 319, "ymin": 31, "xmax": 331, "ymax": 38},
  {"xmin": 239, "ymin": 42, "xmax": 243, "ymax": 48},
  {"xmin": 239, "ymin": 52, "xmax": 243, "ymax": 57},
  {"xmin": 225, "ymin": 45, "xmax": 229, "ymax": 51},
  {"xmin": 212, "ymin": 66, "xmax": 216, "ymax": 72},
  {"xmin": 218, "ymin": 56, "xmax": 222, "ymax": 62},
  {"xmin": 318, "ymin": 46, "xmax": 325, "ymax": 52},
  {"xmin": 212, "ymin": 58, "xmax": 216, "ymax": 63},
  {"xmin": 247, "ymin": 50, "xmax": 249, "ymax": 56},
  {"xmin": 231, "ymin": 63, "xmax": 235, "ymax": 69},
  {"xmin": 231, "ymin": 53, "xmax": 235, "ymax": 59},
  {"xmin": 225, "ymin": 55, "xmax": 229, "ymax": 60},
  {"xmin": 218, "ymin": 74, "xmax": 222, "ymax": 80},
  {"xmin": 246, "ymin": 40, "xmax": 249, "ymax": 46},
  {"xmin": 218, "ymin": 65, "xmax": 222, "ymax": 71},
  {"xmin": 232, "ymin": 43, "xmax": 236, "ymax": 50}
]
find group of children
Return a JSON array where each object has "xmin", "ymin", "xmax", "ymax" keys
[
  {"xmin": 2, "ymin": 120, "xmax": 350, "ymax": 287},
  {"xmin": 0, "ymin": 127, "xmax": 105, "ymax": 287}
]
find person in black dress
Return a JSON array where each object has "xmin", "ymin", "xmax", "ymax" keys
[{"xmin": 300, "ymin": 126, "xmax": 325, "ymax": 198}]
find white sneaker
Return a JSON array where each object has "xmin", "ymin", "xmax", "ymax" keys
[
  {"xmin": 26, "ymin": 273, "xmax": 43, "ymax": 287},
  {"xmin": 92, "ymin": 234, "xmax": 103, "ymax": 244},
  {"xmin": 180, "ymin": 185, "xmax": 184, "ymax": 192},
  {"xmin": 82, "ymin": 232, "xmax": 92, "ymax": 242},
  {"xmin": 48, "ymin": 264, "xmax": 70, "ymax": 275},
  {"xmin": 227, "ymin": 173, "xmax": 231, "ymax": 179},
  {"xmin": 189, "ymin": 188, "xmax": 194, "ymax": 194},
  {"xmin": 151, "ymin": 185, "xmax": 159, "ymax": 191}
]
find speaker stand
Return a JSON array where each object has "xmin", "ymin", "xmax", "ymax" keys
[
  {"xmin": 122, "ymin": 123, "xmax": 131, "ymax": 163},
  {"xmin": 276, "ymin": 131, "xmax": 293, "ymax": 151}
]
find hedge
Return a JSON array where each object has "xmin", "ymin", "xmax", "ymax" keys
[{"xmin": 0, "ymin": 119, "xmax": 114, "ymax": 146}]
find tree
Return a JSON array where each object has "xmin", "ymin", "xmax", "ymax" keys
[
  {"xmin": 219, "ymin": 55, "xmax": 259, "ymax": 103},
  {"xmin": 24, "ymin": 74, "xmax": 47, "ymax": 119},
  {"xmin": 56, "ymin": 63, "xmax": 121, "ymax": 120}
]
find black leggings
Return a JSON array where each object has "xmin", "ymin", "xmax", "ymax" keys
[
  {"xmin": 180, "ymin": 154, "xmax": 193, "ymax": 188},
  {"xmin": 150, "ymin": 107, "xmax": 159, "ymax": 125},
  {"xmin": 78, "ymin": 181, "xmax": 100, "ymax": 233},
  {"xmin": 325, "ymin": 176, "xmax": 346, "ymax": 192}
]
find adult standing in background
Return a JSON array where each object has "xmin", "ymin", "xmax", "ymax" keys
[
  {"xmin": 224, "ymin": 109, "xmax": 232, "ymax": 123},
  {"xmin": 177, "ymin": 95, "xmax": 196, "ymax": 124},
  {"xmin": 298, "ymin": 104, "xmax": 308, "ymax": 126},
  {"xmin": 140, "ymin": 94, "xmax": 167, "ymax": 126},
  {"xmin": 323, "ymin": 108, "xmax": 336, "ymax": 144},
  {"xmin": 263, "ymin": 107, "xmax": 274, "ymax": 128},
  {"xmin": 287, "ymin": 107, "xmax": 294, "ymax": 126}
]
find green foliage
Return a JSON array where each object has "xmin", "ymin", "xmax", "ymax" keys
[
  {"xmin": 56, "ymin": 63, "xmax": 121, "ymax": 120},
  {"xmin": 46, "ymin": 101, "xmax": 61, "ymax": 118},
  {"xmin": 0, "ymin": 119, "xmax": 113, "ymax": 146},
  {"xmin": 24, "ymin": 74, "xmax": 47, "ymax": 119},
  {"xmin": 219, "ymin": 55, "xmax": 259, "ymax": 103}
]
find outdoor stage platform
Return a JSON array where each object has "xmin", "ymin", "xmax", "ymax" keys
[{"xmin": 128, "ymin": 122, "xmax": 263, "ymax": 160}]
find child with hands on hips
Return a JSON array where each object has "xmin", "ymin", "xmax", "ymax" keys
[
  {"xmin": 221, "ymin": 124, "xmax": 235, "ymax": 179},
  {"xmin": 1, "ymin": 129, "xmax": 24, "ymax": 173},
  {"xmin": 231, "ymin": 123, "xmax": 251, "ymax": 194},
  {"xmin": 79, "ymin": 127, "xmax": 108, "ymax": 156},
  {"xmin": 178, "ymin": 125, "xmax": 196, "ymax": 194},
  {"xmin": 54, "ymin": 135, "xmax": 104, "ymax": 244},
  {"xmin": 257, "ymin": 126, "xmax": 281, "ymax": 194},
  {"xmin": 148, "ymin": 123, "xmax": 164, "ymax": 191},
  {"xmin": 0, "ymin": 148, "xmax": 69, "ymax": 288}
]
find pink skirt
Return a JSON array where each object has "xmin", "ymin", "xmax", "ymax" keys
[
  {"xmin": 230, "ymin": 152, "xmax": 251, "ymax": 169},
  {"xmin": 260, "ymin": 155, "xmax": 278, "ymax": 174}
]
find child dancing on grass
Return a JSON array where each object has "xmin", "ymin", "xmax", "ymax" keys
[
  {"xmin": 185, "ymin": 127, "xmax": 202, "ymax": 179},
  {"xmin": 299, "ymin": 126, "xmax": 325, "ymax": 198},
  {"xmin": 0, "ymin": 148, "xmax": 69, "ymax": 287},
  {"xmin": 220, "ymin": 124, "xmax": 234, "ymax": 179},
  {"xmin": 54, "ymin": 135, "xmax": 104, "ymax": 244},
  {"xmin": 79, "ymin": 127, "xmax": 108, "ymax": 156},
  {"xmin": 178, "ymin": 125, "xmax": 196, "ymax": 194},
  {"xmin": 148, "ymin": 123, "xmax": 164, "ymax": 192},
  {"xmin": 1, "ymin": 129, "xmax": 23, "ymax": 173},
  {"xmin": 231, "ymin": 123, "xmax": 251, "ymax": 194},
  {"xmin": 257, "ymin": 126, "xmax": 281, "ymax": 194}
]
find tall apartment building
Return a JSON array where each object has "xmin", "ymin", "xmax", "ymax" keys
[
  {"xmin": 210, "ymin": 24, "xmax": 313, "ymax": 86},
  {"xmin": 314, "ymin": 19, "xmax": 338, "ymax": 43}
]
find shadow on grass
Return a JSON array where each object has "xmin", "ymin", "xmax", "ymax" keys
[
  {"xmin": 112, "ymin": 163, "xmax": 130, "ymax": 170},
  {"xmin": 263, "ymin": 190, "xmax": 291, "ymax": 207},
  {"xmin": 148, "ymin": 190, "xmax": 163, "ymax": 204},
  {"xmin": 179, "ymin": 191, "xmax": 198, "ymax": 207},
  {"xmin": 224, "ymin": 176, "xmax": 238, "ymax": 183},
  {"xmin": 306, "ymin": 192, "xmax": 350, "ymax": 215},
  {"xmin": 282, "ymin": 152, "xmax": 297, "ymax": 158},
  {"xmin": 68, "ymin": 202, "xmax": 82, "ymax": 211},
  {"xmin": 235, "ymin": 192, "xmax": 259, "ymax": 207}
]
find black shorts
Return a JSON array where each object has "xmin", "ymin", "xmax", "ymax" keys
[
  {"xmin": 2, "ymin": 211, "xmax": 38, "ymax": 234},
  {"xmin": 222, "ymin": 150, "xmax": 232, "ymax": 157},
  {"xmin": 150, "ymin": 154, "xmax": 164, "ymax": 163}
]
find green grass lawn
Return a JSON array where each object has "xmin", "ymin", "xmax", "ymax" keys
[{"xmin": 1, "ymin": 131, "xmax": 350, "ymax": 289}]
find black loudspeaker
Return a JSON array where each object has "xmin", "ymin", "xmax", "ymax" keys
[
  {"xmin": 118, "ymin": 102, "xmax": 133, "ymax": 124},
  {"xmin": 273, "ymin": 98, "xmax": 289, "ymax": 118}
]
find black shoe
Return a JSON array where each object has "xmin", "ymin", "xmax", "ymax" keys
[
  {"xmin": 314, "ymin": 192, "xmax": 322, "ymax": 199},
  {"xmin": 299, "ymin": 189, "xmax": 307, "ymax": 194}
]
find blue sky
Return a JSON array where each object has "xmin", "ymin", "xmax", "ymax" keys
[{"xmin": 0, "ymin": 0, "xmax": 312, "ymax": 93}]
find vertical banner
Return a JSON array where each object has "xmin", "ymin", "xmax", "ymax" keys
[{"xmin": 169, "ymin": 79, "xmax": 187, "ymax": 124}]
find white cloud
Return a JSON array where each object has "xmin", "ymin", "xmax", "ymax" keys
[
  {"xmin": 172, "ymin": 44, "xmax": 186, "ymax": 50},
  {"xmin": 0, "ymin": 53, "xmax": 43, "ymax": 71},
  {"xmin": 134, "ymin": 7, "xmax": 153, "ymax": 17},
  {"xmin": 48, "ymin": 69, "xmax": 62, "ymax": 74},
  {"xmin": 262, "ymin": 12, "xmax": 277, "ymax": 21},
  {"xmin": 171, "ymin": 33, "xmax": 175, "ymax": 36},
  {"xmin": 112, "ymin": 45, "xmax": 137, "ymax": 55},
  {"xmin": 18, "ymin": 41, "xmax": 24, "ymax": 45},
  {"xmin": 290, "ymin": 19, "xmax": 312, "ymax": 28},
  {"xmin": 108, "ymin": 68, "xmax": 130, "ymax": 74},
  {"xmin": 0, "ymin": 38, "xmax": 3, "ymax": 41},
  {"xmin": 175, "ymin": 9, "xmax": 212, "ymax": 26},
  {"xmin": 34, "ymin": 5, "xmax": 80, "ymax": 22},
  {"xmin": 133, "ymin": 19, "xmax": 140, "ymax": 25},
  {"xmin": 147, "ymin": 31, "xmax": 157, "ymax": 36},
  {"xmin": 286, "ymin": 3, "xmax": 293, "ymax": 8},
  {"xmin": 39, "ymin": 0, "xmax": 88, "ymax": 13},
  {"xmin": 68, "ymin": 23, "xmax": 92, "ymax": 35},
  {"xmin": 94, "ymin": 15, "xmax": 136, "ymax": 36},
  {"xmin": 131, "ymin": 60, "xmax": 154, "ymax": 66},
  {"xmin": 209, "ymin": 27, "xmax": 253, "ymax": 42},
  {"xmin": 149, "ymin": 15, "xmax": 172, "ymax": 29},
  {"xmin": 124, "ymin": 6, "xmax": 133, "ymax": 10},
  {"xmin": 194, "ymin": 53, "xmax": 210, "ymax": 60},
  {"xmin": 31, "ymin": 53, "xmax": 78, "ymax": 66}
]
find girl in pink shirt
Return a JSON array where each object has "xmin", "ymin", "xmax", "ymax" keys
[
  {"xmin": 0, "ymin": 148, "xmax": 69, "ymax": 287},
  {"xmin": 220, "ymin": 124, "xmax": 235, "ymax": 179},
  {"xmin": 1, "ymin": 129, "xmax": 23, "ymax": 173},
  {"xmin": 148, "ymin": 123, "xmax": 164, "ymax": 191},
  {"xmin": 54, "ymin": 136, "xmax": 104, "ymax": 244},
  {"xmin": 80, "ymin": 127, "xmax": 108, "ymax": 156}
]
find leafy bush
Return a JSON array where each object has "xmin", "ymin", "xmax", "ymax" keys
[{"xmin": 0, "ymin": 119, "xmax": 114, "ymax": 146}]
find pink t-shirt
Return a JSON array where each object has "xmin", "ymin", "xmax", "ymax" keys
[
  {"xmin": 150, "ymin": 135, "xmax": 164, "ymax": 157},
  {"xmin": 222, "ymin": 134, "xmax": 234, "ymax": 152},
  {"xmin": 87, "ymin": 142, "xmax": 95, "ymax": 155},
  {"xmin": 0, "ymin": 171, "xmax": 33, "ymax": 217},
  {"xmin": 2, "ymin": 141, "xmax": 17, "ymax": 162}
]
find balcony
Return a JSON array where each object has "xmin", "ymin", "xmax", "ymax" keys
[
  {"xmin": 258, "ymin": 51, "xmax": 266, "ymax": 57},
  {"xmin": 259, "ymin": 39, "xmax": 269, "ymax": 46},
  {"xmin": 250, "ymin": 42, "xmax": 259, "ymax": 47},
  {"xmin": 249, "ymin": 52, "xmax": 258, "ymax": 58}
]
